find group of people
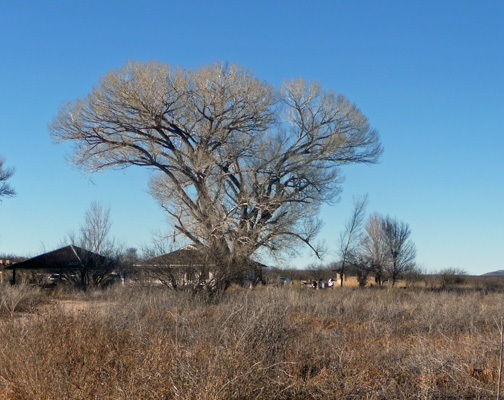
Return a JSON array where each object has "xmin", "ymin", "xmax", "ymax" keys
[{"xmin": 305, "ymin": 278, "xmax": 335, "ymax": 289}]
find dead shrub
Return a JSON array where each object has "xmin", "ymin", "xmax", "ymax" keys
[
  {"xmin": 0, "ymin": 286, "xmax": 502, "ymax": 398},
  {"xmin": 0, "ymin": 284, "xmax": 44, "ymax": 317}
]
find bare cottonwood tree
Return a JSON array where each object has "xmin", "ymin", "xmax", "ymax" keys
[
  {"xmin": 0, "ymin": 157, "xmax": 15, "ymax": 200},
  {"xmin": 337, "ymin": 195, "xmax": 368, "ymax": 287},
  {"xmin": 381, "ymin": 216, "xmax": 416, "ymax": 287},
  {"xmin": 50, "ymin": 61, "xmax": 382, "ymax": 293}
]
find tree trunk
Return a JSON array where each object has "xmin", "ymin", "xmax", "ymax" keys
[{"xmin": 340, "ymin": 260, "xmax": 346, "ymax": 287}]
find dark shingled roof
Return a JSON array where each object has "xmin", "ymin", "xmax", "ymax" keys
[
  {"xmin": 4, "ymin": 245, "xmax": 107, "ymax": 271},
  {"xmin": 139, "ymin": 246, "xmax": 268, "ymax": 269},
  {"xmin": 140, "ymin": 247, "xmax": 206, "ymax": 267}
]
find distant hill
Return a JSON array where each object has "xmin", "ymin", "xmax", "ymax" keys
[{"xmin": 481, "ymin": 270, "xmax": 504, "ymax": 277}]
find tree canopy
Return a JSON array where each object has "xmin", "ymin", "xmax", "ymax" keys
[{"xmin": 50, "ymin": 61, "xmax": 382, "ymax": 286}]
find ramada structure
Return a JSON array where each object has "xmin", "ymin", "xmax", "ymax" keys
[{"xmin": 3, "ymin": 245, "xmax": 113, "ymax": 285}]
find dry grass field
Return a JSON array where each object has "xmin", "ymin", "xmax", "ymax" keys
[{"xmin": 0, "ymin": 282, "xmax": 503, "ymax": 399}]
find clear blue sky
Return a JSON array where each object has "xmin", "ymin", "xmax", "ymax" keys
[{"xmin": 1, "ymin": 0, "xmax": 503, "ymax": 275}]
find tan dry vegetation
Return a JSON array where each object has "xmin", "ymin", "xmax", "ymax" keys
[{"xmin": 0, "ymin": 285, "xmax": 503, "ymax": 399}]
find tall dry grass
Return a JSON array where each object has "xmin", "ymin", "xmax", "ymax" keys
[{"xmin": 0, "ymin": 285, "xmax": 502, "ymax": 399}]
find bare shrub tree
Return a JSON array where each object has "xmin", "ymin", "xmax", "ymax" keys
[
  {"xmin": 114, "ymin": 247, "xmax": 139, "ymax": 281},
  {"xmin": 434, "ymin": 267, "xmax": 467, "ymax": 290},
  {"xmin": 136, "ymin": 238, "xmax": 182, "ymax": 288},
  {"xmin": 63, "ymin": 202, "xmax": 117, "ymax": 289},
  {"xmin": 50, "ymin": 61, "xmax": 382, "ymax": 294},
  {"xmin": 0, "ymin": 157, "xmax": 15, "ymax": 200},
  {"xmin": 79, "ymin": 201, "xmax": 114, "ymax": 255},
  {"xmin": 360, "ymin": 212, "xmax": 387, "ymax": 286},
  {"xmin": 351, "ymin": 256, "xmax": 376, "ymax": 288},
  {"xmin": 0, "ymin": 284, "xmax": 41, "ymax": 317},
  {"xmin": 403, "ymin": 265, "xmax": 424, "ymax": 288},
  {"xmin": 381, "ymin": 216, "xmax": 416, "ymax": 287},
  {"xmin": 65, "ymin": 201, "xmax": 115, "ymax": 254},
  {"xmin": 138, "ymin": 240, "xmax": 205, "ymax": 293},
  {"xmin": 55, "ymin": 246, "xmax": 117, "ymax": 290},
  {"xmin": 337, "ymin": 195, "xmax": 367, "ymax": 286}
]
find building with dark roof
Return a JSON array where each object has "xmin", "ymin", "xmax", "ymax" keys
[
  {"xmin": 5, "ymin": 245, "xmax": 115, "ymax": 286},
  {"xmin": 135, "ymin": 245, "xmax": 266, "ymax": 289}
]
